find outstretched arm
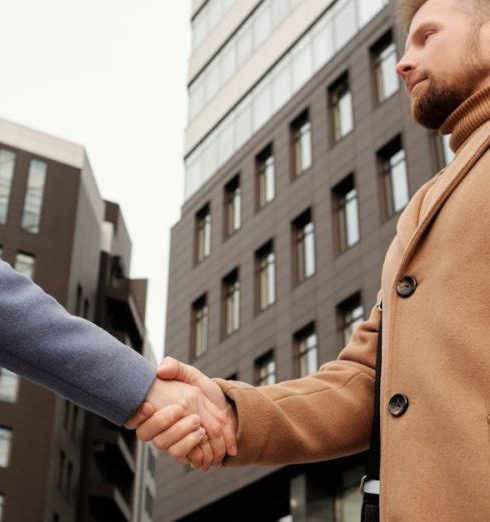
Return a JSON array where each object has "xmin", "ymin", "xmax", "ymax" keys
[
  {"xmin": 0, "ymin": 259, "xmax": 232, "ymax": 468},
  {"xmin": 135, "ymin": 299, "xmax": 380, "ymax": 469}
]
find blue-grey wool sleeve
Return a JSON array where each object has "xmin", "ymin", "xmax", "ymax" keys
[{"xmin": 0, "ymin": 259, "xmax": 156, "ymax": 425}]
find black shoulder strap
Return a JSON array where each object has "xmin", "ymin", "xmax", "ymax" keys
[{"xmin": 366, "ymin": 319, "xmax": 382, "ymax": 480}]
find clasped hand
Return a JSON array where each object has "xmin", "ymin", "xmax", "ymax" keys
[{"xmin": 125, "ymin": 357, "xmax": 238, "ymax": 471}]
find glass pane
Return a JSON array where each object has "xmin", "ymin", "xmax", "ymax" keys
[
  {"xmin": 207, "ymin": 0, "xmax": 221, "ymax": 31},
  {"xmin": 378, "ymin": 43, "xmax": 399, "ymax": 101},
  {"xmin": 339, "ymin": 91, "xmax": 354, "ymax": 136},
  {"xmin": 253, "ymin": 79, "xmax": 271, "ymax": 132},
  {"xmin": 304, "ymin": 224, "xmax": 315, "ymax": 277},
  {"xmin": 265, "ymin": 157, "xmax": 275, "ymax": 202},
  {"xmin": 0, "ymin": 427, "xmax": 12, "ymax": 467},
  {"xmin": 237, "ymin": 22, "xmax": 253, "ymax": 67},
  {"xmin": 300, "ymin": 123, "xmax": 312, "ymax": 172},
  {"xmin": 233, "ymin": 286, "xmax": 240, "ymax": 330},
  {"xmin": 358, "ymin": 0, "xmax": 385, "ymax": 26},
  {"xmin": 217, "ymin": 117, "xmax": 235, "ymax": 166},
  {"xmin": 336, "ymin": 485, "xmax": 362, "ymax": 521},
  {"xmin": 390, "ymin": 151, "xmax": 409, "ymax": 212},
  {"xmin": 205, "ymin": 62, "xmax": 220, "ymax": 102},
  {"xmin": 201, "ymin": 139, "xmax": 218, "ymax": 183},
  {"xmin": 235, "ymin": 98, "xmax": 252, "ymax": 149},
  {"xmin": 441, "ymin": 135, "xmax": 454, "ymax": 165},
  {"xmin": 292, "ymin": 37, "xmax": 312, "ymax": 92},
  {"xmin": 192, "ymin": 14, "xmax": 207, "ymax": 49},
  {"xmin": 0, "ymin": 150, "xmax": 15, "ymax": 224},
  {"xmin": 345, "ymin": 190, "xmax": 360, "ymax": 246},
  {"xmin": 185, "ymin": 153, "xmax": 202, "ymax": 200},
  {"xmin": 271, "ymin": 59, "xmax": 292, "ymax": 113},
  {"xmin": 254, "ymin": 3, "xmax": 271, "ymax": 48},
  {"xmin": 221, "ymin": 43, "xmax": 236, "ymax": 85},
  {"xmin": 15, "ymin": 253, "xmax": 35, "ymax": 279},
  {"xmin": 312, "ymin": 15, "xmax": 334, "ymax": 72},
  {"xmin": 204, "ymin": 216, "xmax": 211, "ymax": 256},
  {"xmin": 334, "ymin": 0, "xmax": 356, "ymax": 50},
  {"xmin": 0, "ymin": 369, "xmax": 19, "ymax": 403},
  {"xmin": 268, "ymin": 254, "xmax": 275, "ymax": 305},
  {"xmin": 22, "ymin": 160, "xmax": 47, "ymax": 234},
  {"xmin": 271, "ymin": 0, "xmax": 290, "ymax": 24}
]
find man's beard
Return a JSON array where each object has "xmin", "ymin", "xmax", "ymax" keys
[
  {"xmin": 411, "ymin": 77, "xmax": 474, "ymax": 129},
  {"xmin": 411, "ymin": 37, "xmax": 488, "ymax": 130}
]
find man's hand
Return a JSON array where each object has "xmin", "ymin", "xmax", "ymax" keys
[
  {"xmin": 155, "ymin": 357, "xmax": 238, "ymax": 468},
  {"xmin": 125, "ymin": 377, "xmax": 230, "ymax": 470}
]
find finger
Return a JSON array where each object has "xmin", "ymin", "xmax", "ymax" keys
[
  {"xmin": 199, "ymin": 403, "xmax": 226, "ymax": 466},
  {"xmin": 164, "ymin": 428, "xmax": 206, "ymax": 461},
  {"xmin": 136, "ymin": 405, "xmax": 186, "ymax": 442},
  {"xmin": 222, "ymin": 421, "xmax": 237, "ymax": 457},
  {"xmin": 150, "ymin": 414, "xmax": 201, "ymax": 451},
  {"xmin": 187, "ymin": 445, "xmax": 204, "ymax": 469},
  {"xmin": 198, "ymin": 439, "xmax": 214, "ymax": 472},
  {"xmin": 124, "ymin": 401, "xmax": 155, "ymax": 430}
]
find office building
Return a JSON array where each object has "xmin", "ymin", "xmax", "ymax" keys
[
  {"xmin": 0, "ymin": 118, "xmax": 155, "ymax": 522},
  {"xmin": 158, "ymin": 0, "xmax": 453, "ymax": 520}
]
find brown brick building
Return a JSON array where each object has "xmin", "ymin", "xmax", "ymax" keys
[
  {"xmin": 158, "ymin": 0, "xmax": 453, "ymax": 520},
  {"xmin": 0, "ymin": 119, "xmax": 156, "ymax": 522}
]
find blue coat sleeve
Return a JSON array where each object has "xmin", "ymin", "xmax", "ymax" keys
[{"xmin": 0, "ymin": 259, "xmax": 156, "ymax": 426}]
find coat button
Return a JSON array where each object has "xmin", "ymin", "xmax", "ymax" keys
[
  {"xmin": 396, "ymin": 276, "xmax": 417, "ymax": 298},
  {"xmin": 388, "ymin": 394, "xmax": 409, "ymax": 417}
]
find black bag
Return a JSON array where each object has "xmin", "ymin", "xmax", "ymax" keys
[{"xmin": 360, "ymin": 318, "xmax": 382, "ymax": 522}]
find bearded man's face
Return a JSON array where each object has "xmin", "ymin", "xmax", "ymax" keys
[{"xmin": 396, "ymin": 0, "xmax": 490, "ymax": 129}]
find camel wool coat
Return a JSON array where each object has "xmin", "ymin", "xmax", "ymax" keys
[{"xmin": 215, "ymin": 87, "xmax": 490, "ymax": 520}]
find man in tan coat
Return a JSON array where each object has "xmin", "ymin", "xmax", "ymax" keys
[{"xmin": 131, "ymin": 0, "xmax": 490, "ymax": 519}]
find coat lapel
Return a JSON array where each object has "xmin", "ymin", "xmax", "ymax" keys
[{"xmin": 397, "ymin": 120, "xmax": 490, "ymax": 274}]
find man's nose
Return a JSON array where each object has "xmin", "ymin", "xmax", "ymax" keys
[{"xmin": 395, "ymin": 52, "xmax": 415, "ymax": 81}]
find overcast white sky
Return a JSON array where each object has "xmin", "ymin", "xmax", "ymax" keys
[{"xmin": 0, "ymin": 0, "xmax": 192, "ymax": 361}]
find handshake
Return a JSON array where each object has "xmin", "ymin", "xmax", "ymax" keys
[{"xmin": 124, "ymin": 357, "xmax": 238, "ymax": 472}]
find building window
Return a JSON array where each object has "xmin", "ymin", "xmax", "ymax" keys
[
  {"xmin": 332, "ymin": 175, "xmax": 360, "ymax": 253},
  {"xmin": 22, "ymin": 159, "xmax": 47, "ymax": 234},
  {"xmin": 0, "ymin": 368, "xmax": 19, "ymax": 403},
  {"xmin": 256, "ymin": 144, "xmax": 275, "ymax": 208},
  {"xmin": 192, "ymin": 295, "xmax": 208, "ymax": 359},
  {"xmin": 195, "ymin": 204, "xmax": 211, "ymax": 263},
  {"xmin": 372, "ymin": 33, "xmax": 399, "ymax": 103},
  {"xmin": 224, "ymin": 175, "xmax": 241, "ymax": 237},
  {"xmin": 15, "ymin": 253, "xmax": 35, "ymax": 279},
  {"xmin": 256, "ymin": 241, "xmax": 275, "ymax": 311},
  {"xmin": 337, "ymin": 293, "xmax": 364, "ymax": 348},
  {"xmin": 66, "ymin": 462, "xmax": 73, "ymax": 500},
  {"xmin": 223, "ymin": 269, "xmax": 240, "ymax": 336},
  {"xmin": 291, "ymin": 111, "xmax": 312, "ymax": 176},
  {"xmin": 438, "ymin": 134, "xmax": 455, "ymax": 167},
  {"xmin": 0, "ymin": 427, "xmax": 13, "ymax": 468},
  {"xmin": 58, "ymin": 451, "xmax": 66, "ymax": 490},
  {"xmin": 0, "ymin": 149, "xmax": 15, "ymax": 225},
  {"xmin": 145, "ymin": 487, "xmax": 154, "ymax": 517},
  {"xmin": 295, "ymin": 324, "xmax": 318, "ymax": 377},
  {"xmin": 293, "ymin": 210, "xmax": 315, "ymax": 283},
  {"xmin": 330, "ymin": 74, "xmax": 354, "ymax": 142},
  {"xmin": 378, "ymin": 136, "xmax": 410, "ymax": 218},
  {"xmin": 255, "ymin": 351, "xmax": 276, "ymax": 386}
]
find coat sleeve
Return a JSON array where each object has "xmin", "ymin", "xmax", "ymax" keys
[
  {"xmin": 215, "ymin": 298, "xmax": 381, "ymax": 466},
  {"xmin": 0, "ymin": 259, "xmax": 156, "ymax": 426}
]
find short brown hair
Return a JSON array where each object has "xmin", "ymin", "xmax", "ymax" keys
[{"xmin": 396, "ymin": 0, "xmax": 490, "ymax": 31}]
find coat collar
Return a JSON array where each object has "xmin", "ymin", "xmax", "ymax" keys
[{"xmin": 395, "ymin": 118, "xmax": 490, "ymax": 276}]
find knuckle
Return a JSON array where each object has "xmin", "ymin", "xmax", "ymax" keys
[{"xmin": 153, "ymin": 438, "xmax": 170, "ymax": 451}]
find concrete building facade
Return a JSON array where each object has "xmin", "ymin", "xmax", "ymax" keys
[{"xmin": 158, "ymin": 0, "xmax": 453, "ymax": 520}]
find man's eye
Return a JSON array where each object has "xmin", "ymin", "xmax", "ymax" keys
[{"xmin": 424, "ymin": 32, "xmax": 434, "ymax": 42}]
